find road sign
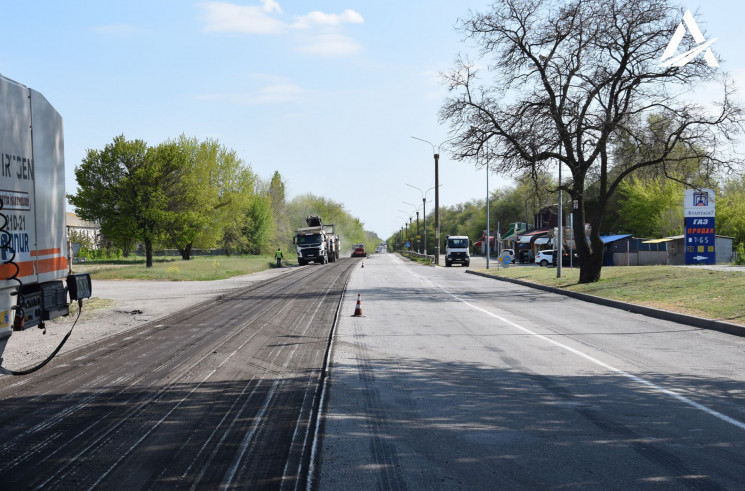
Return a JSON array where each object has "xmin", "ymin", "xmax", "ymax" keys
[
  {"xmin": 405, "ymin": 241, "xmax": 411, "ymax": 249},
  {"xmin": 497, "ymin": 251, "xmax": 511, "ymax": 268},
  {"xmin": 684, "ymin": 216, "xmax": 715, "ymax": 264}
]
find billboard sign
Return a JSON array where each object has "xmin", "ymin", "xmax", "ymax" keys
[{"xmin": 684, "ymin": 189, "xmax": 715, "ymax": 264}]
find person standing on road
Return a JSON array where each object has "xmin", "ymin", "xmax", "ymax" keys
[{"xmin": 275, "ymin": 248, "xmax": 284, "ymax": 267}]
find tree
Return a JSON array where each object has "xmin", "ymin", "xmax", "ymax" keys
[
  {"xmin": 69, "ymin": 135, "xmax": 169, "ymax": 267},
  {"xmin": 441, "ymin": 0, "xmax": 743, "ymax": 282},
  {"xmin": 266, "ymin": 171, "xmax": 292, "ymax": 251},
  {"xmin": 717, "ymin": 175, "xmax": 745, "ymax": 246},
  {"xmin": 617, "ymin": 175, "xmax": 684, "ymax": 237},
  {"xmin": 149, "ymin": 137, "xmax": 202, "ymax": 260}
]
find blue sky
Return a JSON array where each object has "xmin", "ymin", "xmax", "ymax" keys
[{"xmin": 1, "ymin": 1, "xmax": 742, "ymax": 238}]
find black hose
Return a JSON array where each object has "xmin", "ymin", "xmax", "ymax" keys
[{"xmin": 0, "ymin": 302, "xmax": 82, "ymax": 376}]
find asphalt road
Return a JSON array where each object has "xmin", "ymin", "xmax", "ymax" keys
[
  {"xmin": 3, "ymin": 253, "xmax": 745, "ymax": 490},
  {"xmin": 320, "ymin": 253, "xmax": 745, "ymax": 489},
  {"xmin": 0, "ymin": 259, "xmax": 356, "ymax": 489}
]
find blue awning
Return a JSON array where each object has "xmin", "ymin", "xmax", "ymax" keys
[{"xmin": 599, "ymin": 234, "xmax": 632, "ymax": 244}]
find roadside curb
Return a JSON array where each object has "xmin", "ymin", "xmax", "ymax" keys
[{"xmin": 465, "ymin": 270, "xmax": 745, "ymax": 337}]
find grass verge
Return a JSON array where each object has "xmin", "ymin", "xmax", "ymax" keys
[
  {"xmin": 471, "ymin": 265, "xmax": 745, "ymax": 326},
  {"xmin": 73, "ymin": 255, "xmax": 279, "ymax": 281}
]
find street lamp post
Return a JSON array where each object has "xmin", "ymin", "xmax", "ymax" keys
[
  {"xmin": 486, "ymin": 162, "xmax": 490, "ymax": 269},
  {"xmin": 557, "ymin": 145, "xmax": 563, "ymax": 278},
  {"xmin": 402, "ymin": 201, "xmax": 421, "ymax": 253},
  {"xmin": 398, "ymin": 210, "xmax": 415, "ymax": 251},
  {"xmin": 411, "ymin": 137, "xmax": 455, "ymax": 265},
  {"xmin": 406, "ymin": 184, "xmax": 436, "ymax": 256}
]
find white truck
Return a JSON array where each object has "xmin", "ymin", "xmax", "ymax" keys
[
  {"xmin": 445, "ymin": 235, "xmax": 470, "ymax": 267},
  {"xmin": 293, "ymin": 216, "xmax": 340, "ymax": 266},
  {"xmin": 0, "ymin": 73, "xmax": 91, "ymax": 374}
]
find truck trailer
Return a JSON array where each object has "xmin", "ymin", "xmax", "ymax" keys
[
  {"xmin": 0, "ymin": 73, "xmax": 91, "ymax": 375},
  {"xmin": 293, "ymin": 216, "xmax": 340, "ymax": 265}
]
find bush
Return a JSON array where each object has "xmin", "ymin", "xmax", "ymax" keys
[{"xmin": 735, "ymin": 243, "xmax": 745, "ymax": 265}]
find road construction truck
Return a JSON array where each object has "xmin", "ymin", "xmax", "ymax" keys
[
  {"xmin": 0, "ymin": 73, "xmax": 91, "ymax": 375},
  {"xmin": 293, "ymin": 216, "xmax": 340, "ymax": 265}
]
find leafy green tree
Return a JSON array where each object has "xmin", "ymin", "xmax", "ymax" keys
[
  {"xmin": 243, "ymin": 191, "xmax": 275, "ymax": 254},
  {"xmin": 69, "ymin": 135, "xmax": 169, "ymax": 267},
  {"xmin": 148, "ymin": 138, "xmax": 201, "ymax": 259},
  {"xmin": 717, "ymin": 175, "xmax": 745, "ymax": 246},
  {"xmin": 617, "ymin": 176, "xmax": 684, "ymax": 237},
  {"xmin": 266, "ymin": 171, "xmax": 292, "ymax": 251}
]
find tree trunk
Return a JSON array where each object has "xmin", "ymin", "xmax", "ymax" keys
[
  {"xmin": 145, "ymin": 239, "xmax": 154, "ymax": 268},
  {"xmin": 179, "ymin": 243, "xmax": 193, "ymax": 260},
  {"xmin": 579, "ymin": 234, "xmax": 604, "ymax": 283}
]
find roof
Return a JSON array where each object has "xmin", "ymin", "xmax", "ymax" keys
[
  {"xmin": 642, "ymin": 238, "xmax": 674, "ymax": 244},
  {"xmin": 520, "ymin": 229, "xmax": 550, "ymax": 237},
  {"xmin": 66, "ymin": 212, "xmax": 98, "ymax": 228},
  {"xmin": 599, "ymin": 234, "xmax": 632, "ymax": 244}
]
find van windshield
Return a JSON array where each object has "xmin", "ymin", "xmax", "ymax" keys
[{"xmin": 448, "ymin": 238, "xmax": 468, "ymax": 248}]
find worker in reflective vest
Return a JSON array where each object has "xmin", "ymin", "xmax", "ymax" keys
[{"xmin": 275, "ymin": 248, "xmax": 284, "ymax": 267}]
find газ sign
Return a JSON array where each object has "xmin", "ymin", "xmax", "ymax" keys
[{"xmin": 684, "ymin": 188, "xmax": 715, "ymax": 265}]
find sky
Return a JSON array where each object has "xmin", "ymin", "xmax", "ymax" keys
[{"xmin": 1, "ymin": 0, "xmax": 743, "ymax": 239}]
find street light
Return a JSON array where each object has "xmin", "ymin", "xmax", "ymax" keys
[
  {"xmin": 398, "ymin": 210, "xmax": 414, "ymax": 250},
  {"xmin": 406, "ymin": 183, "xmax": 436, "ymax": 256},
  {"xmin": 402, "ymin": 201, "xmax": 422, "ymax": 253},
  {"xmin": 411, "ymin": 136, "xmax": 456, "ymax": 265},
  {"xmin": 486, "ymin": 162, "xmax": 491, "ymax": 269},
  {"xmin": 557, "ymin": 149, "xmax": 563, "ymax": 278}
]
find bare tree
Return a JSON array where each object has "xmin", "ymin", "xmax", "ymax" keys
[{"xmin": 441, "ymin": 0, "xmax": 743, "ymax": 283}]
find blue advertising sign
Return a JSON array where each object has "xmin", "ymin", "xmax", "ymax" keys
[{"xmin": 684, "ymin": 216, "xmax": 715, "ymax": 264}]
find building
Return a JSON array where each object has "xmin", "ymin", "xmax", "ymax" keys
[{"xmin": 66, "ymin": 212, "xmax": 100, "ymax": 249}]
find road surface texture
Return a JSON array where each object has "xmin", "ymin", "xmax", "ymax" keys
[
  {"xmin": 0, "ymin": 258, "xmax": 355, "ymax": 489},
  {"xmin": 320, "ymin": 253, "xmax": 745, "ymax": 489}
]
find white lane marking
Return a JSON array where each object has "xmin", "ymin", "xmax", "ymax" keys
[{"xmin": 438, "ymin": 285, "xmax": 745, "ymax": 432}]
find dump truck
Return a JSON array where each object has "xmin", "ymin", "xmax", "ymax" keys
[
  {"xmin": 0, "ymin": 73, "xmax": 92, "ymax": 375},
  {"xmin": 293, "ymin": 216, "xmax": 340, "ymax": 265}
]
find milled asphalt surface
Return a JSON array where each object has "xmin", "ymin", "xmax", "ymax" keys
[{"xmin": 1, "ymin": 266, "xmax": 296, "ymax": 371}]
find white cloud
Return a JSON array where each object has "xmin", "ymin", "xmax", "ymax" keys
[
  {"xmin": 199, "ymin": 2, "xmax": 365, "ymax": 57},
  {"xmin": 200, "ymin": 1, "xmax": 286, "ymax": 34},
  {"xmin": 297, "ymin": 33, "xmax": 361, "ymax": 56},
  {"xmin": 292, "ymin": 9, "xmax": 364, "ymax": 29},
  {"xmin": 262, "ymin": 0, "xmax": 281, "ymax": 14}
]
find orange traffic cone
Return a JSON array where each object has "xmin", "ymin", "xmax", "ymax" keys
[{"xmin": 353, "ymin": 294, "xmax": 363, "ymax": 317}]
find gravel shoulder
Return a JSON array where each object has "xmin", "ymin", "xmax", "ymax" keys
[{"xmin": 1, "ymin": 266, "xmax": 297, "ymax": 372}]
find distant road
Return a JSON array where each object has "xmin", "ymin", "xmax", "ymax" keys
[{"xmin": 320, "ymin": 253, "xmax": 745, "ymax": 489}]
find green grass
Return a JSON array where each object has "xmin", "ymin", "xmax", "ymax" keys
[
  {"xmin": 73, "ymin": 255, "xmax": 279, "ymax": 281},
  {"xmin": 471, "ymin": 265, "xmax": 745, "ymax": 326},
  {"xmin": 400, "ymin": 251, "xmax": 434, "ymax": 265}
]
